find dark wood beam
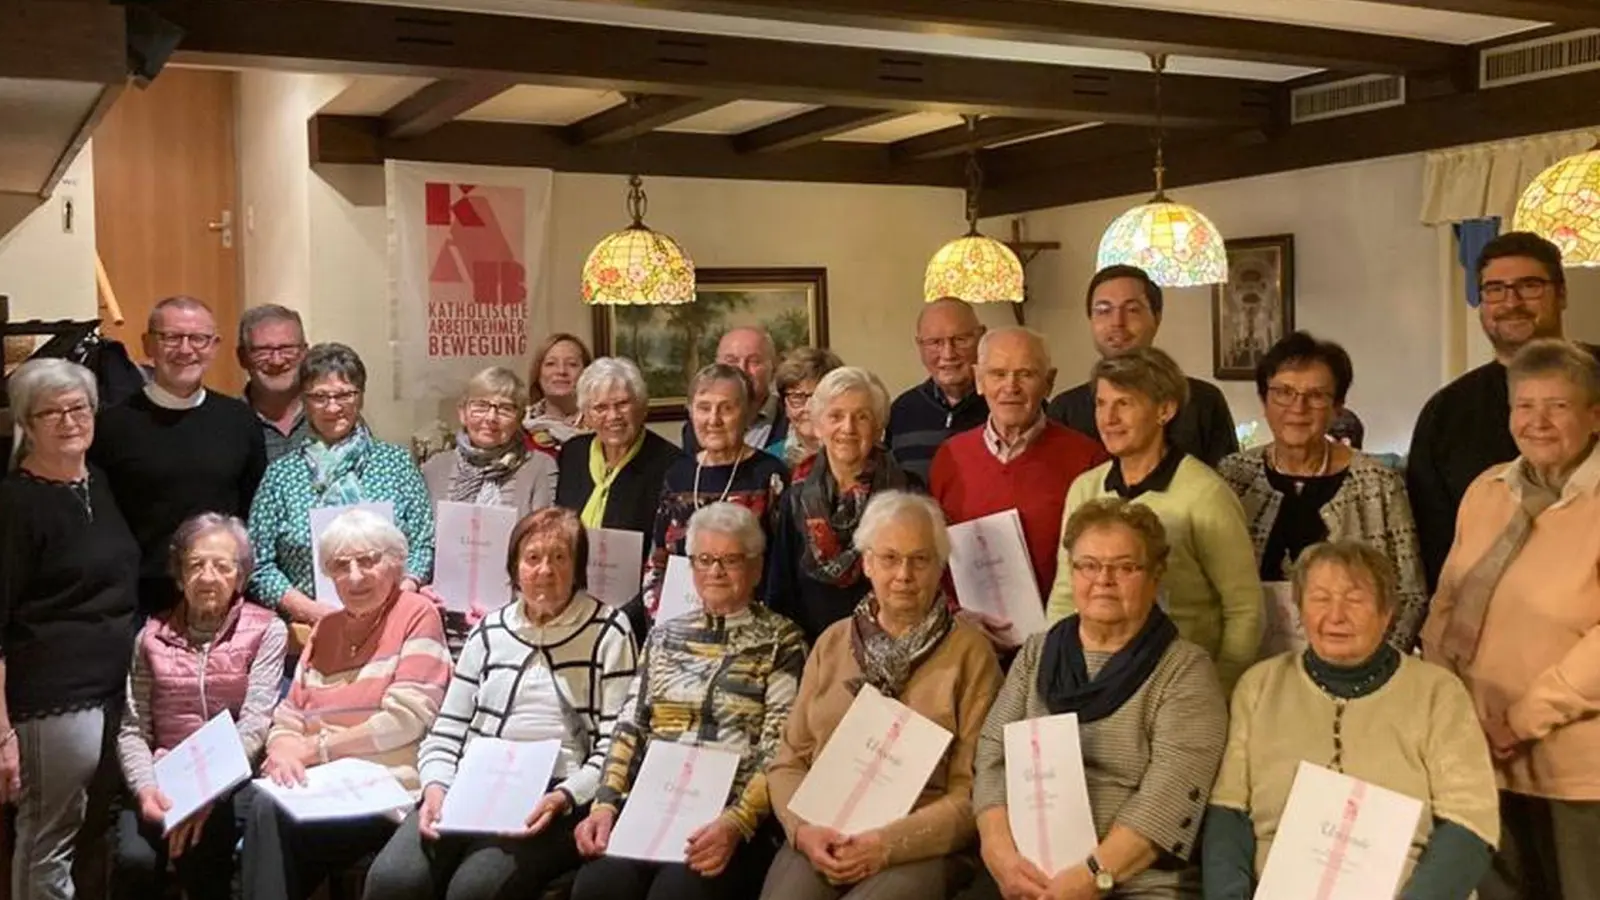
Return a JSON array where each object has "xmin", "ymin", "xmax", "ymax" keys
[
  {"xmin": 890, "ymin": 117, "xmax": 1075, "ymax": 161},
  {"xmin": 980, "ymin": 68, "xmax": 1600, "ymax": 215},
  {"xmin": 581, "ymin": 0, "xmax": 1464, "ymax": 73},
  {"xmin": 382, "ymin": 78, "xmax": 513, "ymax": 138},
  {"xmin": 157, "ymin": 0, "xmax": 1275, "ymax": 128},
  {"xmin": 0, "ymin": 1, "xmax": 126, "ymax": 83},
  {"xmin": 310, "ymin": 115, "xmax": 968, "ymax": 187},
  {"xmin": 1351, "ymin": 0, "xmax": 1600, "ymax": 26},
  {"xmin": 733, "ymin": 108, "xmax": 902, "ymax": 153},
  {"xmin": 564, "ymin": 95, "xmax": 726, "ymax": 145}
]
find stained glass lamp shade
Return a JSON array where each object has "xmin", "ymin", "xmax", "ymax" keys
[
  {"xmin": 923, "ymin": 232, "xmax": 1025, "ymax": 304},
  {"xmin": 1097, "ymin": 198, "xmax": 1228, "ymax": 288},
  {"xmin": 581, "ymin": 175, "xmax": 696, "ymax": 305},
  {"xmin": 1514, "ymin": 150, "xmax": 1600, "ymax": 267}
]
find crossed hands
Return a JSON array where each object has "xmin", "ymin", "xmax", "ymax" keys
[{"xmin": 794, "ymin": 825, "xmax": 890, "ymax": 886}]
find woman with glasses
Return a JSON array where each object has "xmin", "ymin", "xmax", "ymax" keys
[
  {"xmin": 525, "ymin": 333, "xmax": 593, "ymax": 459},
  {"xmin": 1217, "ymin": 332, "xmax": 1428, "ymax": 653},
  {"xmin": 247, "ymin": 343, "xmax": 435, "ymax": 626},
  {"xmin": 768, "ymin": 347, "xmax": 844, "ymax": 470},
  {"xmin": 0, "ymin": 359, "xmax": 139, "ymax": 899}
]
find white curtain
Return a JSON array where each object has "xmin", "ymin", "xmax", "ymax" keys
[{"xmin": 1420, "ymin": 130, "xmax": 1598, "ymax": 226}]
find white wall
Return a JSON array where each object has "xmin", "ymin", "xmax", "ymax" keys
[{"xmin": 0, "ymin": 145, "xmax": 99, "ymax": 322}]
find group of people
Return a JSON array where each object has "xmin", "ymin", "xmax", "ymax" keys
[{"xmin": 0, "ymin": 228, "xmax": 1594, "ymax": 900}]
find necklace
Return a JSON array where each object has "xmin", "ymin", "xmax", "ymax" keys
[
  {"xmin": 1270, "ymin": 442, "xmax": 1331, "ymax": 495},
  {"xmin": 691, "ymin": 448, "xmax": 745, "ymax": 508},
  {"xmin": 68, "ymin": 479, "xmax": 94, "ymax": 522},
  {"xmin": 342, "ymin": 609, "xmax": 386, "ymax": 655}
]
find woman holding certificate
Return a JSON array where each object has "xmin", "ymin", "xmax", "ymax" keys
[
  {"xmin": 362, "ymin": 507, "xmax": 637, "ymax": 900},
  {"xmin": 1204, "ymin": 540, "xmax": 1498, "ymax": 899},
  {"xmin": 570, "ymin": 502, "xmax": 807, "ymax": 900},
  {"xmin": 1421, "ymin": 338, "xmax": 1600, "ymax": 899},
  {"xmin": 763, "ymin": 490, "xmax": 1002, "ymax": 898},
  {"xmin": 765, "ymin": 367, "xmax": 918, "ymax": 645},
  {"xmin": 971, "ymin": 498, "xmax": 1229, "ymax": 899}
]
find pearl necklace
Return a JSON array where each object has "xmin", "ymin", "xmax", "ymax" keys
[{"xmin": 1270, "ymin": 441, "xmax": 1331, "ymax": 495}]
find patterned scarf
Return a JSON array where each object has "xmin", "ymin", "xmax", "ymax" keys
[
  {"xmin": 304, "ymin": 423, "xmax": 373, "ymax": 506},
  {"xmin": 447, "ymin": 430, "xmax": 529, "ymax": 504},
  {"xmin": 799, "ymin": 447, "xmax": 908, "ymax": 587},
  {"xmin": 847, "ymin": 591, "xmax": 954, "ymax": 699},
  {"xmin": 581, "ymin": 432, "xmax": 644, "ymax": 528}
]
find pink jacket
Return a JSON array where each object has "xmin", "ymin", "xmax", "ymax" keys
[{"xmin": 142, "ymin": 601, "xmax": 279, "ymax": 751}]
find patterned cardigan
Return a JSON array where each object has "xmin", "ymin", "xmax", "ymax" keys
[{"xmin": 1216, "ymin": 448, "xmax": 1428, "ymax": 650}]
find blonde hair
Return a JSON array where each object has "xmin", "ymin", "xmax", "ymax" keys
[
  {"xmin": 461, "ymin": 366, "xmax": 529, "ymax": 409},
  {"xmin": 1090, "ymin": 346, "xmax": 1190, "ymax": 410}
]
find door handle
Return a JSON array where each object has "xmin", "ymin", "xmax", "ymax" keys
[{"xmin": 207, "ymin": 210, "xmax": 233, "ymax": 249}]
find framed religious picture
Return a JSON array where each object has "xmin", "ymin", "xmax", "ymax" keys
[
  {"xmin": 591, "ymin": 267, "xmax": 830, "ymax": 422},
  {"xmin": 1212, "ymin": 234, "xmax": 1295, "ymax": 381}
]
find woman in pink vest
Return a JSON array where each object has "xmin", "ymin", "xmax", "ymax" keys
[{"xmin": 113, "ymin": 512, "xmax": 288, "ymax": 900}]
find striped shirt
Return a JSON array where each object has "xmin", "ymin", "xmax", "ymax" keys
[
  {"xmin": 417, "ymin": 593, "xmax": 637, "ymax": 806},
  {"xmin": 269, "ymin": 590, "xmax": 451, "ymax": 795}
]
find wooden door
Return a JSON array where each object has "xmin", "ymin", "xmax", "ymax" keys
[{"xmin": 93, "ymin": 67, "xmax": 243, "ymax": 393}]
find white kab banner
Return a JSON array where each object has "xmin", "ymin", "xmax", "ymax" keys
[{"xmin": 387, "ymin": 161, "xmax": 554, "ymax": 402}]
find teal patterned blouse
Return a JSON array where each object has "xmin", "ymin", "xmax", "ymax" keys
[{"xmin": 246, "ymin": 438, "xmax": 435, "ymax": 607}]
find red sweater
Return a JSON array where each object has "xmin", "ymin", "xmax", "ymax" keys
[{"xmin": 930, "ymin": 422, "xmax": 1109, "ymax": 599}]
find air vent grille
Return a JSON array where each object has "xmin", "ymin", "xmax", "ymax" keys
[
  {"xmin": 1482, "ymin": 29, "xmax": 1600, "ymax": 87},
  {"xmin": 1290, "ymin": 75, "xmax": 1404, "ymax": 124}
]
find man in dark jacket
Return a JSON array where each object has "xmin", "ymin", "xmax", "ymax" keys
[{"xmin": 886, "ymin": 297, "xmax": 989, "ymax": 482}]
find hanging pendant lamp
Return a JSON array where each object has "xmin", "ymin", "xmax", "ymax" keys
[
  {"xmin": 1097, "ymin": 56, "xmax": 1227, "ymax": 288},
  {"xmin": 1514, "ymin": 149, "xmax": 1600, "ymax": 267},
  {"xmin": 923, "ymin": 116, "xmax": 1025, "ymax": 304},
  {"xmin": 581, "ymin": 172, "xmax": 696, "ymax": 305}
]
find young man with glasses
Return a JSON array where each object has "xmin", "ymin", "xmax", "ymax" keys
[
  {"xmin": 90, "ymin": 295, "xmax": 267, "ymax": 617},
  {"xmin": 237, "ymin": 304, "xmax": 311, "ymax": 462},
  {"xmin": 886, "ymin": 296, "xmax": 990, "ymax": 482}
]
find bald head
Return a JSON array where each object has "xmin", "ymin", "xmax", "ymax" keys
[
  {"xmin": 978, "ymin": 326, "xmax": 1056, "ymax": 430},
  {"xmin": 915, "ymin": 298, "xmax": 985, "ymax": 399},
  {"xmin": 716, "ymin": 327, "xmax": 777, "ymax": 403}
]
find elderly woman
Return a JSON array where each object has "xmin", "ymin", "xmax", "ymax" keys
[
  {"xmin": 1047, "ymin": 347, "xmax": 1262, "ymax": 693},
  {"xmin": 115, "ymin": 513, "xmax": 288, "ymax": 900},
  {"xmin": 570, "ymin": 502, "xmax": 807, "ymax": 900},
  {"xmin": 763, "ymin": 491, "xmax": 1001, "ymax": 899},
  {"xmin": 525, "ymin": 332, "xmax": 593, "ymax": 458},
  {"xmin": 242, "ymin": 508, "xmax": 450, "ymax": 900},
  {"xmin": 765, "ymin": 366, "xmax": 915, "ymax": 644},
  {"xmin": 1205, "ymin": 540, "xmax": 1498, "ymax": 899},
  {"xmin": 1218, "ymin": 332, "xmax": 1427, "ymax": 652},
  {"xmin": 0, "ymin": 358, "xmax": 138, "ymax": 898},
  {"xmin": 974, "ymin": 499, "xmax": 1227, "ymax": 899},
  {"xmin": 363, "ymin": 508, "xmax": 637, "ymax": 900},
  {"xmin": 248, "ymin": 342, "xmax": 435, "ymax": 625},
  {"xmin": 640, "ymin": 364, "xmax": 788, "ymax": 621},
  {"xmin": 768, "ymin": 347, "xmax": 845, "ymax": 469},
  {"xmin": 1422, "ymin": 338, "xmax": 1600, "ymax": 899}
]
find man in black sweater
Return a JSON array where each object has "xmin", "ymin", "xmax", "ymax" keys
[
  {"xmin": 1047, "ymin": 265, "xmax": 1238, "ymax": 466},
  {"xmin": 90, "ymin": 296, "xmax": 267, "ymax": 616},
  {"xmin": 886, "ymin": 297, "xmax": 990, "ymax": 482}
]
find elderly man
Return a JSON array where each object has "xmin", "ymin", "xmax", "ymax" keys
[
  {"xmin": 1048, "ymin": 265, "xmax": 1238, "ymax": 466},
  {"xmin": 887, "ymin": 297, "xmax": 991, "ymax": 482},
  {"xmin": 1408, "ymin": 231, "xmax": 1599, "ymax": 592},
  {"xmin": 680, "ymin": 326, "xmax": 788, "ymax": 455},
  {"xmin": 237, "ymin": 304, "xmax": 311, "ymax": 462},
  {"xmin": 92, "ymin": 296, "xmax": 266, "ymax": 617},
  {"xmin": 930, "ymin": 327, "xmax": 1106, "ymax": 645}
]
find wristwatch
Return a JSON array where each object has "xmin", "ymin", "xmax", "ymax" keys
[{"xmin": 1085, "ymin": 854, "xmax": 1115, "ymax": 895}]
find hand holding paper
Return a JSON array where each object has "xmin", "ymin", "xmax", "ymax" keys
[
  {"xmin": 152, "ymin": 711, "xmax": 252, "ymax": 834},
  {"xmin": 435, "ymin": 738, "xmax": 561, "ymax": 835},
  {"xmin": 605, "ymin": 742, "xmax": 741, "ymax": 863},
  {"xmin": 1254, "ymin": 762, "xmax": 1424, "ymax": 900},
  {"xmin": 1003, "ymin": 713, "xmax": 1097, "ymax": 877},
  {"xmin": 948, "ymin": 510, "xmax": 1047, "ymax": 642}
]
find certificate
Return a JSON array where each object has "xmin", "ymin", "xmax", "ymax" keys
[
  {"xmin": 152, "ymin": 711, "xmax": 252, "ymax": 834},
  {"xmin": 436, "ymin": 738, "xmax": 561, "ymax": 834},
  {"xmin": 607, "ymin": 741, "xmax": 742, "ymax": 863},
  {"xmin": 309, "ymin": 502, "xmax": 395, "ymax": 605},
  {"xmin": 587, "ymin": 528, "xmax": 645, "ymax": 609},
  {"xmin": 253, "ymin": 757, "xmax": 414, "ymax": 822},
  {"xmin": 1003, "ymin": 713, "xmax": 1098, "ymax": 877},
  {"xmin": 785, "ymin": 684, "xmax": 953, "ymax": 835},
  {"xmin": 1255, "ymin": 762, "xmax": 1424, "ymax": 900},
  {"xmin": 948, "ymin": 510, "xmax": 1047, "ymax": 640},
  {"xmin": 655, "ymin": 555, "xmax": 702, "ymax": 623},
  {"xmin": 1259, "ymin": 581, "xmax": 1307, "ymax": 657},
  {"xmin": 433, "ymin": 502, "xmax": 518, "ymax": 613}
]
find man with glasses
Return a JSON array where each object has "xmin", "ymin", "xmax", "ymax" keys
[
  {"xmin": 91, "ymin": 296, "xmax": 267, "ymax": 617},
  {"xmin": 886, "ymin": 296, "xmax": 990, "ymax": 481},
  {"xmin": 1407, "ymin": 231, "xmax": 1592, "ymax": 591},
  {"xmin": 237, "ymin": 304, "xmax": 311, "ymax": 462},
  {"xmin": 1047, "ymin": 265, "xmax": 1239, "ymax": 466}
]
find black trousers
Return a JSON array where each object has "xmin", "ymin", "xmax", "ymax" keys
[
  {"xmin": 361, "ymin": 808, "xmax": 582, "ymax": 900},
  {"xmin": 570, "ymin": 826, "xmax": 778, "ymax": 900},
  {"xmin": 112, "ymin": 791, "xmax": 239, "ymax": 900},
  {"xmin": 239, "ymin": 784, "xmax": 398, "ymax": 900}
]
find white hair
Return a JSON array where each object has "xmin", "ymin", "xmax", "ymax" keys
[
  {"xmin": 852, "ymin": 490, "xmax": 952, "ymax": 568},
  {"xmin": 807, "ymin": 366, "xmax": 890, "ymax": 435},
  {"xmin": 7, "ymin": 358, "xmax": 98, "ymax": 467},
  {"xmin": 977, "ymin": 326, "xmax": 1053, "ymax": 373},
  {"xmin": 577, "ymin": 356, "xmax": 648, "ymax": 410},
  {"xmin": 316, "ymin": 509, "xmax": 409, "ymax": 576},
  {"xmin": 687, "ymin": 501, "xmax": 766, "ymax": 558}
]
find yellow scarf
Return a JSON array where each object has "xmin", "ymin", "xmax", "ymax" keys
[{"xmin": 581, "ymin": 433, "xmax": 644, "ymax": 528}]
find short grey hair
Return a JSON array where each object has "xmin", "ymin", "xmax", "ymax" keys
[
  {"xmin": 168, "ymin": 512, "xmax": 255, "ymax": 585},
  {"xmin": 316, "ymin": 509, "xmax": 409, "ymax": 576},
  {"xmin": 300, "ymin": 342, "xmax": 367, "ymax": 393},
  {"xmin": 687, "ymin": 501, "xmax": 766, "ymax": 558},
  {"xmin": 7, "ymin": 358, "xmax": 98, "ymax": 467},
  {"xmin": 1291, "ymin": 540, "xmax": 1398, "ymax": 615},
  {"xmin": 461, "ymin": 366, "xmax": 529, "ymax": 409},
  {"xmin": 238, "ymin": 304, "xmax": 305, "ymax": 349},
  {"xmin": 853, "ymin": 490, "xmax": 952, "ymax": 568},
  {"xmin": 686, "ymin": 363, "xmax": 753, "ymax": 415},
  {"xmin": 808, "ymin": 366, "xmax": 890, "ymax": 434},
  {"xmin": 147, "ymin": 295, "xmax": 214, "ymax": 333},
  {"xmin": 978, "ymin": 326, "xmax": 1053, "ymax": 373},
  {"xmin": 1508, "ymin": 338, "xmax": 1600, "ymax": 406},
  {"xmin": 577, "ymin": 356, "xmax": 648, "ymax": 410},
  {"xmin": 719, "ymin": 326, "xmax": 777, "ymax": 363},
  {"xmin": 1091, "ymin": 346, "xmax": 1189, "ymax": 410}
]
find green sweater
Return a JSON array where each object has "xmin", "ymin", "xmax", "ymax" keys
[{"xmin": 1046, "ymin": 455, "xmax": 1263, "ymax": 692}]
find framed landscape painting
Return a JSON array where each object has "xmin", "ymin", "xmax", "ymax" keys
[
  {"xmin": 1212, "ymin": 234, "xmax": 1295, "ymax": 381},
  {"xmin": 591, "ymin": 267, "xmax": 831, "ymax": 421}
]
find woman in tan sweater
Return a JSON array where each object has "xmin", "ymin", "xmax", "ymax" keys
[{"xmin": 763, "ymin": 490, "xmax": 1002, "ymax": 900}]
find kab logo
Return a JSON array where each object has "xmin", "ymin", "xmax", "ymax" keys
[{"xmin": 425, "ymin": 182, "xmax": 526, "ymax": 305}]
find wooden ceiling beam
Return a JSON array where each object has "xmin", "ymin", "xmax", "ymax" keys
[
  {"xmin": 733, "ymin": 107, "xmax": 903, "ymax": 153},
  {"xmin": 382, "ymin": 78, "xmax": 513, "ymax": 138},
  {"xmin": 156, "ymin": 0, "xmax": 1275, "ymax": 128},
  {"xmin": 580, "ymin": 0, "xmax": 1464, "ymax": 72},
  {"xmin": 890, "ymin": 117, "xmax": 1077, "ymax": 161},
  {"xmin": 1349, "ymin": 0, "xmax": 1600, "ymax": 26},
  {"xmin": 564, "ymin": 94, "xmax": 727, "ymax": 145}
]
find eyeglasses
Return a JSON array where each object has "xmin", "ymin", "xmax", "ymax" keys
[
  {"xmin": 782, "ymin": 390, "xmax": 813, "ymax": 410},
  {"xmin": 868, "ymin": 550, "xmax": 938, "ymax": 574},
  {"xmin": 183, "ymin": 557, "xmax": 239, "ymax": 579},
  {"xmin": 1480, "ymin": 277, "xmax": 1554, "ymax": 306},
  {"xmin": 246, "ymin": 343, "xmax": 306, "ymax": 362},
  {"xmin": 305, "ymin": 389, "xmax": 362, "ymax": 408},
  {"xmin": 1090, "ymin": 300, "xmax": 1152, "ymax": 319},
  {"xmin": 151, "ymin": 331, "xmax": 220, "ymax": 350},
  {"xmin": 1071, "ymin": 558, "xmax": 1147, "ymax": 581},
  {"xmin": 327, "ymin": 551, "xmax": 386, "ymax": 575},
  {"xmin": 690, "ymin": 553, "xmax": 751, "ymax": 572},
  {"xmin": 30, "ymin": 403, "xmax": 93, "ymax": 426},
  {"xmin": 915, "ymin": 332, "xmax": 980, "ymax": 352},
  {"xmin": 588, "ymin": 399, "xmax": 635, "ymax": 420},
  {"xmin": 1266, "ymin": 384, "xmax": 1334, "ymax": 410},
  {"xmin": 464, "ymin": 399, "xmax": 521, "ymax": 421}
]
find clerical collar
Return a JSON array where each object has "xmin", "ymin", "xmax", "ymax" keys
[
  {"xmin": 145, "ymin": 382, "xmax": 207, "ymax": 410},
  {"xmin": 1104, "ymin": 447, "xmax": 1184, "ymax": 499}
]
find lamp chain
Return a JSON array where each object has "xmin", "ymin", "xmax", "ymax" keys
[
  {"xmin": 963, "ymin": 114, "xmax": 982, "ymax": 235},
  {"xmin": 1150, "ymin": 53, "xmax": 1168, "ymax": 199},
  {"xmin": 624, "ymin": 93, "xmax": 648, "ymax": 226}
]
